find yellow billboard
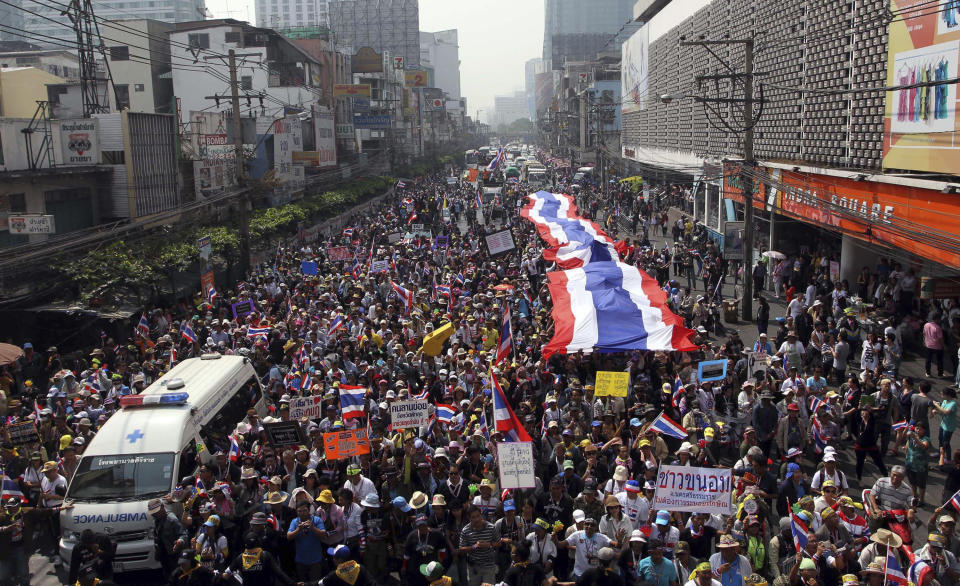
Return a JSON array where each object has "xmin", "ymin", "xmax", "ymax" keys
[
  {"xmin": 883, "ymin": 1, "xmax": 960, "ymax": 173},
  {"xmin": 405, "ymin": 70, "xmax": 428, "ymax": 88},
  {"xmin": 333, "ymin": 84, "xmax": 371, "ymax": 98}
]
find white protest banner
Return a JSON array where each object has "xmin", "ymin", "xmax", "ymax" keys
[
  {"xmin": 289, "ymin": 395, "xmax": 325, "ymax": 420},
  {"xmin": 497, "ymin": 441, "xmax": 536, "ymax": 489},
  {"xmin": 653, "ymin": 464, "xmax": 733, "ymax": 515},
  {"xmin": 370, "ymin": 259, "xmax": 390, "ymax": 273},
  {"xmin": 390, "ymin": 400, "xmax": 430, "ymax": 429}
]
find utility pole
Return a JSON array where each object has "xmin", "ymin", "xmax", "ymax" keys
[
  {"xmin": 741, "ymin": 39, "xmax": 755, "ymax": 321},
  {"xmin": 228, "ymin": 49, "xmax": 250, "ymax": 274},
  {"xmin": 204, "ymin": 49, "xmax": 261, "ymax": 274},
  {"xmin": 677, "ymin": 37, "xmax": 759, "ymax": 321}
]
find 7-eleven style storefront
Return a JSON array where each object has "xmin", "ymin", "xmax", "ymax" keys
[{"xmin": 722, "ymin": 162, "xmax": 960, "ymax": 289}]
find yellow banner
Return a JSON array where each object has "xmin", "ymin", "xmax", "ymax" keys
[{"xmin": 594, "ymin": 371, "xmax": 629, "ymax": 397}]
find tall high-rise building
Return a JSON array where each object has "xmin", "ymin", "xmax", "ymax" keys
[
  {"xmin": 524, "ymin": 58, "xmax": 542, "ymax": 120},
  {"xmin": 543, "ymin": 0, "xmax": 639, "ymax": 69},
  {"xmin": 255, "ymin": 0, "xmax": 331, "ymax": 30},
  {"xmin": 493, "ymin": 91, "xmax": 529, "ymax": 128},
  {"xmin": 419, "ymin": 30, "xmax": 460, "ymax": 101},
  {"xmin": 19, "ymin": 0, "xmax": 206, "ymax": 47},
  {"xmin": 328, "ymin": 0, "xmax": 419, "ymax": 68}
]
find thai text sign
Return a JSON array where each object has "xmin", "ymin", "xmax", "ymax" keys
[
  {"xmin": 322, "ymin": 429, "xmax": 370, "ymax": 459},
  {"xmin": 653, "ymin": 465, "xmax": 732, "ymax": 514},
  {"xmin": 594, "ymin": 371, "xmax": 629, "ymax": 397},
  {"xmin": 497, "ymin": 442, "xmax": 536, "ymax": 489},
  {"xmin": 389, "ymin": 400, "xmax": 430, "ymax": 429},
  {"xmin": 289, "ymin": 395, "xmax": 324, "ymax": 420}
]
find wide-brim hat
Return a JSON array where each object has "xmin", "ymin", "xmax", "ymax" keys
[
  {"xmin": 264, "ymin": 491, "xmax": 288, "ymax": 505},
  {"xmin": 870, "ymin": 528, "xmax": 903, "ymax": 548}
]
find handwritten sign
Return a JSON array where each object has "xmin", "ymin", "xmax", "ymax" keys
[
  {"xmin": 231, "ymin": 300, "xmax": 256, "ymax": 319},
  {"xmin": 594, "ymin": 371, "xmax": 629, "ymax": 397},
  {"xmin": 326, "ymin": 246, "xmax": 352, "ymax": 261},
  {"xmin": 6, "ymin": 421, "xmax": 40, "ymax": 446},
  {"xmin": 697, "ymin": 359, "xmax": 728, "ymax": 382},
  {"xmin": 387, "ymin": 232, "xmax": 403, "ymax": 244},
  {"xmin": 485, "ymin": 229, "xmax": 516, "ymax": 256},
  {"xmin": 369, "ymin": 260, "xmax": 390, "ymax": 273},
  {"xmin": 289, "ymin": 395, "xmax": 325, "ymax": 420},
  {"xmin": 410, "ymin": 223, "xmax": 425, "ymax": 232},
  {"xmin": 322, "ymin": 429, "xmax": 370, "ymax": 459},
  {"xmin": 653, "ymin": 464, "xmax": 733, "ymax": 514},
  {"xmin": 263, "ymin": 421, "xmax": 306, "ymax": 447},
  {"xmin": 497, "ymin": 441, "xmax": 536, "ymax": 489},
  {"xmin": 389, "ymin": 400, "xmax": 430, "ymax": 429}
]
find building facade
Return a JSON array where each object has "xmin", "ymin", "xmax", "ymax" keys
[
  {"xmin": 102, "ymin": 19, "xmax": 174, "ymax": 113},
  {"xmin": 20, "ymin": 0, "xmax": 206, "ymax": 47},
  {"xmin": 255, "ymin": 0, "xmax": 331, "ymax": 30},
  {"xmin": 543, "ymin": 0, "xmax": 638, "ymax": 70},
  {"xmin": 492, "ymin": 91, "xmax": 529, "ymax": 128},
  {"xmin": 327, "ymin": 0, "xmax": 419, "ymax": 69},
  {"xmin": 419, "ymin": 30, "xmax": 460, "ymax": 102}
]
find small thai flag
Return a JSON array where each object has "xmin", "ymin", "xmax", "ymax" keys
[
  {"xmin": 328, "ymin": 315, "xmax": 345, "ymax": 336},
  {"xmin": 396, "ymin": 180, "xmax": 406, "ymax": 189},
  {"xmin": 246, "ymin": 326, "xmax": 270, "ymax": 339},
  {"xmin": 207, "ymin": 286, "xmax": 218, "ymax": 304},
  {"xmin": 672, "ymin": 374, "xmax": 684, "ymax": 408},
  {"xmin": 181, "ymin": 323, "xmax": 198, "ymax": 344},
  {"xmin": 300, "ymin": 373, "xmax": 312, "ymax": 391},
  {"xmin": 402, "ymin": 197, "xmax": 414, "ymax": 206},
  {"xmin": 809, "ymin": 396, "xmax": 825, "ymax": 414},
  {"xmin": 650, "ymin": 412, "xmax": 688, "ymax": 439},
  {"xmin": 475, "ymin": 188, "xmax": 483, "ymax": 208},
  {"xmin": 811, "ymin": 416, "xmax": 828, "ymax": 453},
  {"xmin": 436, "ymin": 404, "xmax": 456, "ymax": 423},
  {"xmin": 0, "ymin": 467, "xmax": 24, "ymax": 501},
  {"xmin": 892, "ymin": 420, "xmax": 910, "ymax": 432},
  {"xmin": 887, "ymin": 548, "xmax": 910, "ymax": 586},
  {"xmin": 455, "ymin": 273, "xmax": 465, "ymax": 286},
  {"xmin": 495, "ymin": 308, "xmax": 513, "ymax": 365},
  {"xmin": 339, "ymin": 385, "xmax": 367, "ymax": 419},
  {"xmin": 947, "ymin": 488, "xmax": 960, "ymax": 514},
  {"xmin": 228, "ymin": 434, "xmax": 241, "ymax": 463},
  {"xmin": 136, "ymin": 313, "xmax": 150, "ymax": 336},
  {"xmin": 435, "ymin": 284, "xmax": 451, "ymax": 298},
  {"xmin": 790, "ymin": 510, "xmax": 810, "ymax": 552},
  {"xmin": 343, "ymin": 227, "xmax": 355, "ymax": 237},
  {"xmin": 408, "ymin": 211, "xmax": 418, "ymax": 225},
  {"xmin": 478, "ymin": 412, "xmax": 490, "ymax": 440},
  {"xmin": 412, "ymin": 382, "xmax": 428, "ymax": 400},
  {"xmin": 391, "ymin": 281, "xmax": 414, "ymax": 313}
]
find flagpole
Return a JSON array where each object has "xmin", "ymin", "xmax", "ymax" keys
[{"xmin": 883, "ymin": 544, "xmax": 890, "ymax": 586}]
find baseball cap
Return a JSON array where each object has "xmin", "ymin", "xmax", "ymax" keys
[{"xmin": 656, "ymin": 510, "xmax": 670, "ymax": 525}]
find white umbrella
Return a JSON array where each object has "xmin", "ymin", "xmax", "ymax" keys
[{"xmin": 762, "ymin": 250, "xmax": 786, "ymax": 260}]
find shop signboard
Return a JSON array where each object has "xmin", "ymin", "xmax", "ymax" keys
[
  {"xmin": 60, "ymin": 119, "xmax": 99, "ymax": 164},
  {"xmin": 883, "ymin": 3, "xmax": 960, "ymax": 174},
  {"xmin": 352, "ymin": 47, "xmax": 383, "ymax": 73},
  {"xmin": 353, "ymin": 115, "xmax": 392, "ymax": 129},
  {"xmin": 313, "ymin": 106, "xmax": 337, "ymax": 168},
  {"xmin": 333, "ymin": 84, "xmax": 371, "ymax": 98}
]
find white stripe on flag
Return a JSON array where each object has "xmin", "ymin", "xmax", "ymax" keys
[{"xmin": 565, "ymin": 267, "xmax": 597, "ymax": 354}]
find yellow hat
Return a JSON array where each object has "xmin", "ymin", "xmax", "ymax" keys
[
  {"xmin": 638, "ymin": 439, "xmax": 652, "ymax": 448},
  {"xmin": 704, "ymin": 427, "xmax": 715, "ymax": 437},
  {"xmin": 59, "ymin": 435, "xmax": 73, "ymax": 450},
  {"xmin": 316, "ymin": 490, "xmax": 335, "ymax": 504},
  {"xmin": 695, "ymin": 562, "xmax": 713, "ymax": 576}
]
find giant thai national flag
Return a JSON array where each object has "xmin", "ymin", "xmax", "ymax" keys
[
  {"xmin": 491, "ymin": 373, "xmax": 531, "ymax": 442},
  {"xmin": 543, "ymin": 260, "xmax": 697, "ymax": 357},
  {"xmin": 495, "ymin": 307, "xmax": 513, "ymax": 365},
  {"xmin": 339, "ymin": 385, "xmax": 367, "ymax": 419},
  {"xmin": 520, "ymin": 191, "xmax": 620, "ymax": 268},
  {"xmin": 650, "ymin": 412, "xmax": 688, "ymax": 439}
]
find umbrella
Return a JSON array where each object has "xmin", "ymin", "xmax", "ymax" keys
[
  {"xmin": 0, "ymin": 343, "xmax": 23, "ymax": 366},
  {"xmin": 762, "ymin": 251, "xmax": 786, "ymax": 260},
  {"xmin": 492, "ymin": 284, "xmax": 515, "ymax": 291}
]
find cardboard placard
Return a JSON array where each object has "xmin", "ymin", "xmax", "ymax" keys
[
  {"xmin": 745, "ymin": 351, "xmax": 769, "ymax": 379},
  {"xmin": 389, "ymin": 400, "xmax": 430, "ymax": 429},
  {"xmin": 697, "ymin": 359, "xmax": 728, "ymax": 382},
  {"xmin": 322, "ymin": 429, "xmax": 370, "ymax": 459},
  {"xmin": 289, "ymin": 395, "xmax": 325, "ymax": 420},
  {"xmin": 594, "ymin": 371, "xmax": 629, "ymax": 397},
  {"xmin": 6, "ymin": 421, "xmax": 40, "ymax": 446},
  {"xmin": 326, "ymin": 246, "xmax": 352, "ymax": 261},
  {"xmin": 410, "ymin": 223, "xmax": 425, "ymax": 232},
  {"xmin": 263, "ymin": 421, "xmax": 306, "ymax": 446},
  {"xmin": 301, "ymin": 261, "xmax": 319, "ymax": 275},
  {"xmin": 369, "ymin": 260, "xmax": 390, "ymax": 273},
  {"xmin": 485, "ymin": 229, "xmax": 516, "ymax": 256},
  {"xmin": 387, "ymin": 232, "xmax": 403, "ymax": 244},
  {"xmin": 231, "ymin": 300, "xmax": 256, "ymax": 319},
  {"xmin": 497, "ymin": 441, "xmax": 536, "ymax": 489}
]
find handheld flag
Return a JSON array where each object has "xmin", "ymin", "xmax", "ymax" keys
[
  {"xmin": 946, "ymin": 488, "xmax": 960, "ymax": 514},
  {"xmin": 495, "ymin": 307, "xmax": 513, "ymax": 365},
  {"xmin": 328, "ymin": 315, "xmax": 345, "ymax": 337},
  {"xmin": 491, "ymin": 372, "xmax": 533, "ymax": 442},
  {"xmin": 650, "ymin": 412, "xmax": 688, "ymax": 440},
  {"xmin": 136, "ymin": 313, "xmax": 150, "ymax": 336},
  {"xmin": 396, "ymin": 180, "xmax": 406, "ymax": 189},
  {"xmin": 475, "ymin": 187, "xmax": 483, "ymax": 208},
  {"xmin": 408, "ymin": 211, "xmax": 418, "ymax": 225},
  {"xmin": 181, "ymin": 323, "xmax": 198, "ymax": 344},
  {"xmin": 811, "ymin": 416, "xmax": 828, "ymax": 454},
  {"xmin": 436, "ymin": 404, "xmax": 456, "ymax": 423},
  {"xmin": 887, "ymin": 548, "xmax": 909, "ymax": 586},
  {"xmin": 891, "ymin": 420, "xmax": 910, "ymax": 432},
  {"xmin": 246, "ymin": 326, "xmax": 270, "ymax": 340},
  {"xmin": 809, "ymin": 395, "xmax": 824, "ymax": 414},
  {"xmin": 228, "ymin": 434, "xmax": 241, "ymax": 463},
  {"xmin": 671, "ymin": 374, "xmax": 684, "ymax": 408},
  {"xmin": 339, "ymin": 385, "xmax": 367, "ymax": 419},
  {"xmin": 390, "ymin": 281, "xmax": 414, "ymax": 314},
  {"xmin": 790, "ymin": 509, "xmax": 810, "ymax": 552},
  {"xmin": 207, "ymin": 286, "xmax": 218, "ymax": 305}
]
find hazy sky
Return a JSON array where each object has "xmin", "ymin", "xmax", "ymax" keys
[{"xmin": 207, "ymin": 0, "xmax": 712, "ymax": 123}]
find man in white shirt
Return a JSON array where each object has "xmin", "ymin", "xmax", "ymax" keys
[
  {"xmin": 709, "ymin": 535, "xmax": 754, "ymax": 586},
  {"xmin": 343, "ymin": 464, "xmax": 376, "ymax": 504},
  {"xmin": 557, "ymin": 517, "xmax": 614, "ymax": 578}
]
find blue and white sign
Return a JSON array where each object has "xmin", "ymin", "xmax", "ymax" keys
[
  {"xmin": 697, "ymin": 359, "xmax": 728, "ymax": 382},
  {"xmin": 353, "ymin": 115, "xmax": 392, "ymax": 129}
]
